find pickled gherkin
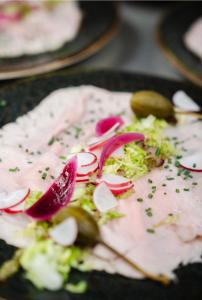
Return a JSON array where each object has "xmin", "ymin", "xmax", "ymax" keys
[{"xmin": 130, "ymin": 90, "xmax": 174, "ymax": 120}]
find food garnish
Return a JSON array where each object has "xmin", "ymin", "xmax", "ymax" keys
[{"xmin": 26, "ymin": 156, "xmax": 77, "ymax": 220}]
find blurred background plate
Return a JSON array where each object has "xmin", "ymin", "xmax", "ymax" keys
[
  {"xmin": 0, "ymin": 69, "xmax": 202, "ymax": 300},
  {"xmin": 157, "ymin": 2, "xmax": 202, "ymax": 87},
  {"xmin": 0, "ymin": 1, "xmax": 118, "ymax": 80}
]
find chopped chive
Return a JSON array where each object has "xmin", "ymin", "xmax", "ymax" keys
[
  {"xmin": 48, "ymin": 137, "xmax": 55, "ymax": 146},
  {"xmin": 137, "ymin": 198, "xmax": 143, "ymax": 202},
  {"xmin": 148, "ymin": 193, "xmax": 153, "ymax": 199},
  {"xmin": 9, "ymin": 167, "xmax": 20, "ymax": 172},
  {"xmin": 175, "ymin": 189, "xmax": 180, "ymax": 193},
  {"xmin": 146, "ymin": 228, "xmax": 155, "ymax": 234}
]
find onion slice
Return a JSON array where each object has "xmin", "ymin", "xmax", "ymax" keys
[
  {"xmin": 179, "ymin": 153, "xmax": 202, "ymax": 172},
  {"xmin": 49, "ymin": 217, "xmax": 78, "ymax": 246},
  {"xmin": 97, "ymin": 132, "xmax": 145, "ymax": 177},
  {"xmin": 0, "ymin": 188, "xmax": 30, "ymax": 210},
  {"xmin": 93, "ymin": 183, "xmax": 118, "ymax": 212},
  {"xmin": 26, "ymin": 156, "xmax": 77, "ymax": 220},
  {"xmin": 95, "ymin": 116, "xmax": 124, "ymax": 137}
]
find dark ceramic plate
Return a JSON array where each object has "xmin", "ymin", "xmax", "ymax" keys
[
  {"xmin": 0, "ymin": 70, "xmax": 202, "ymax": 300},
  {"xmin": 0, "ymin": 2, "xmax": 118, "ymax": 80},
  {"xmin": 157, "ymin": 3, "xmax": 202, "ymax": 87}
]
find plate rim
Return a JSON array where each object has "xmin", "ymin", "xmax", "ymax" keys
[
  {"xmin": 156, "ymin": 5, "xmax": 202, "ymax": 88},
  {"xmin": 0, "ymin": 5, "xmax": 119, "ymax": 80}
]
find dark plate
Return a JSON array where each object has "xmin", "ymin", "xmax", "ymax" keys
[
  {"xmin": 157, "ymin": 3, "xmax": 202, "ymax": 87},
  {"xmin": 0, "ymin": 70, "xmax": 202, "ymax": 300},
  {"xmin": 0, "ymin": 2, "xmax": 118, "ymax": 80}
]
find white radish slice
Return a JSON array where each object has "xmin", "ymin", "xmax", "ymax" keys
[
  {"xmin": 173, "ymin": 90, "xmax": 200, "ymax": 112},
  {"xmin": 99, "ymin": 174, "xmax": 131, "ymax": 188},
  {"xmin": 179, "ymin": 153, "xmax": 202, "ymax": 172},
  {"xmin": 49, "ymin": 217, "xmax": 78, "ymax": 246},
  {"xmin": 110, "ymin": 183, "xmax": 134, "ymax": 196},
  {"xmin": 76, "ymin": 176, "xmax": 90, "ymax": 183},
  {"xmin": 77, "ymin": 152, "xmax": 97, "ymax": 167},
  {"xmin": 0, "ymin": 188, "xmax": 30, "ymax": 210},
  {"xmin": 93, "ymin": 182, "xmax": 118, "ymax": 212},
  {"xmin": 87, "ymin": 123, "xmax": 119, "ymax": 151},
  {"xmin": 4, "ymin": 200, "xmax": 26, "ymax": 214},
  {"xmin": 77, "ymin": 161, "xmax": 98, "ymax": 177}
]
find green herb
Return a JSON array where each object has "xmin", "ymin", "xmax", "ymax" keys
[
  {"xmin": 137, "ymin": 198, "xmax": 143, "ymax": 202},
  {"xmin": 166, "ymin": 177, "xmax": 174, "ymax": 181},
  {"xmin": 146, "ymin": 228, "xmax": 155, "ymax": 234},
  {"xmin": 183, "ymin": 188, "xmax": 189, "ymax": 192},
  {"xmin": 148, "ymin": 193, "xmax": 153, "ymax": 199},
  {"xmin": 148, "ymin": 179, "xmax": 153, "ymax": 184},
  {"xmin": 48, "ymin": 137, "xmax": 55, "ymax": 146},
  {"xmin": 175, "ymin": 189, "xmax": 180, "ymax": 193},
  {"xmin": 9, "ymin": 167, "xmax": 20, "ymax": 172},
  {"xmin": 155, "ymin": 147, "xmax": 161, "ymax": 157},
  {"xmin": 59, "ymin": 156, "xmax": 66, "ymax": 160},
  {"xmin": 145, "ymin": 207, "xmax": 153, "ymax": 217},
  {"xmin": 74, "ymin": 127, "xmax": 82, "ymax": 139},
  {"xmin": 192, "ymin": 182, "xmax": 198, "ymax": 186},
  {"xmin": 41, "ymin": 172, "xmax": 47, "ymax": 180}
]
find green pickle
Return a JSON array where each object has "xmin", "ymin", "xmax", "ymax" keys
[{"xmin": 131, "ymin": 90, "xmax": 174, "ymax": 120}]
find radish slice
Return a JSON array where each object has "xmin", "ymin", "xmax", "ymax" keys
[
  {"xmin": 97, "ymin": 133, "xmax": 145, "ymax": 177},
  {"xmin": 4, "ymin": 200, "xmax": 26, "ymax": 214},
  {"xmin": 179, "ymin": 153, "xmax": 202, "ymax": 172},
  {"xmin": 49, "ymin": 217, "xmax": 78, "ymax": 246},
  {"xmin": 95, "ymin": 116, "xmax": 124, "ymax": 137},
  {"xmin": 76, "ymin": 176, "xmax": 90, "ymax": 183},
  {"xmin": 26, "ymin": 156, "xmax": 77, "ymax": 221},
  {"xmin": 173, "ymin": 91, "xmax": 200, "ymax": 112},
  {"xmin": 110, "ymin": 183, "xmax": 134, "ymax": 195},
  {"xmin": 93, "ymin": 183, "xmax": 118, "ymax": 212},
  {"xmin": 99, "ymin": 174, "xmax": 131, "ymax": 188},
  {"xmin": 77, "ymin": 152, "xmax": 97, "ymax": 167},
  {"xmin": 0, "ymin": 188, "xmax": 30, "ymax": 210},
  {"xmin": 87, "ymin": 123, "xmax": 120, "ymax": 151},
  {"xmin": 77, "ymin": 161, "xmax": 98, "ymax": 177}
]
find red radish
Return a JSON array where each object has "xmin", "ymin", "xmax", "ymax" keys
[
  {"xmin": 87, "ymin": 128, "xmax": 117, "ymax": 151},
  {"xmin": 26, "ymin": 156, "xmax": 77, "ymax": 221},
  {"xmin": 99, "ymin": 174, "xmax": 132, "ymax": 188},
  {"xmin": 93, "ymin": 182, "xmax": 118, "ymax": 212},
  {"xmin": 4, "ymin": 200, "xmax": 25, "ymax": 214},
  {"xmin": 49, "ymin": 217, "xmax": 78, "ymax": 246},
  {"xmin": 110, "ymin": 183, "xmax": 134, "ymax": 195},
  {"xmin": 77, "ymin": 161, "xmax": 98, "ymax": 177},
  {"xmin": 179, "ymin": 153, "xmax": 202, "ymax": 172},
  {"xmin": 76, "ymin": 177, "xmax": 90, "ymax": 183},
  {"xmin": 97, "ymin": 132, "xmax": 145, "ymax": 177},
  {"xmin": 173, "ymin": 91, "xmax": 200, "ymax": 112},
  {"xmin": 77, "ymin": 152, "xmax": 97, "ymax": 167},
  {"xmin": 95, "ymin": 116, "xmax": 124, "ymax": 137},
  {"xmin": 0, "ymin": 188, "xmax": 30, "ymax": 211}
]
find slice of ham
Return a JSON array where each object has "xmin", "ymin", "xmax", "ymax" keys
[{"xmin": 1, "ymin": 86, "xmax": 202, "ymax": 282}]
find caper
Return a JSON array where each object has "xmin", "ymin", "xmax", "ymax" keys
[
  {"xmin": 52, "ymin": 206, "xmax": 100, "ymax": 247},
  {"xmin": 130, "ymin": 90, "xmax": 174, "ymax": 120}
]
